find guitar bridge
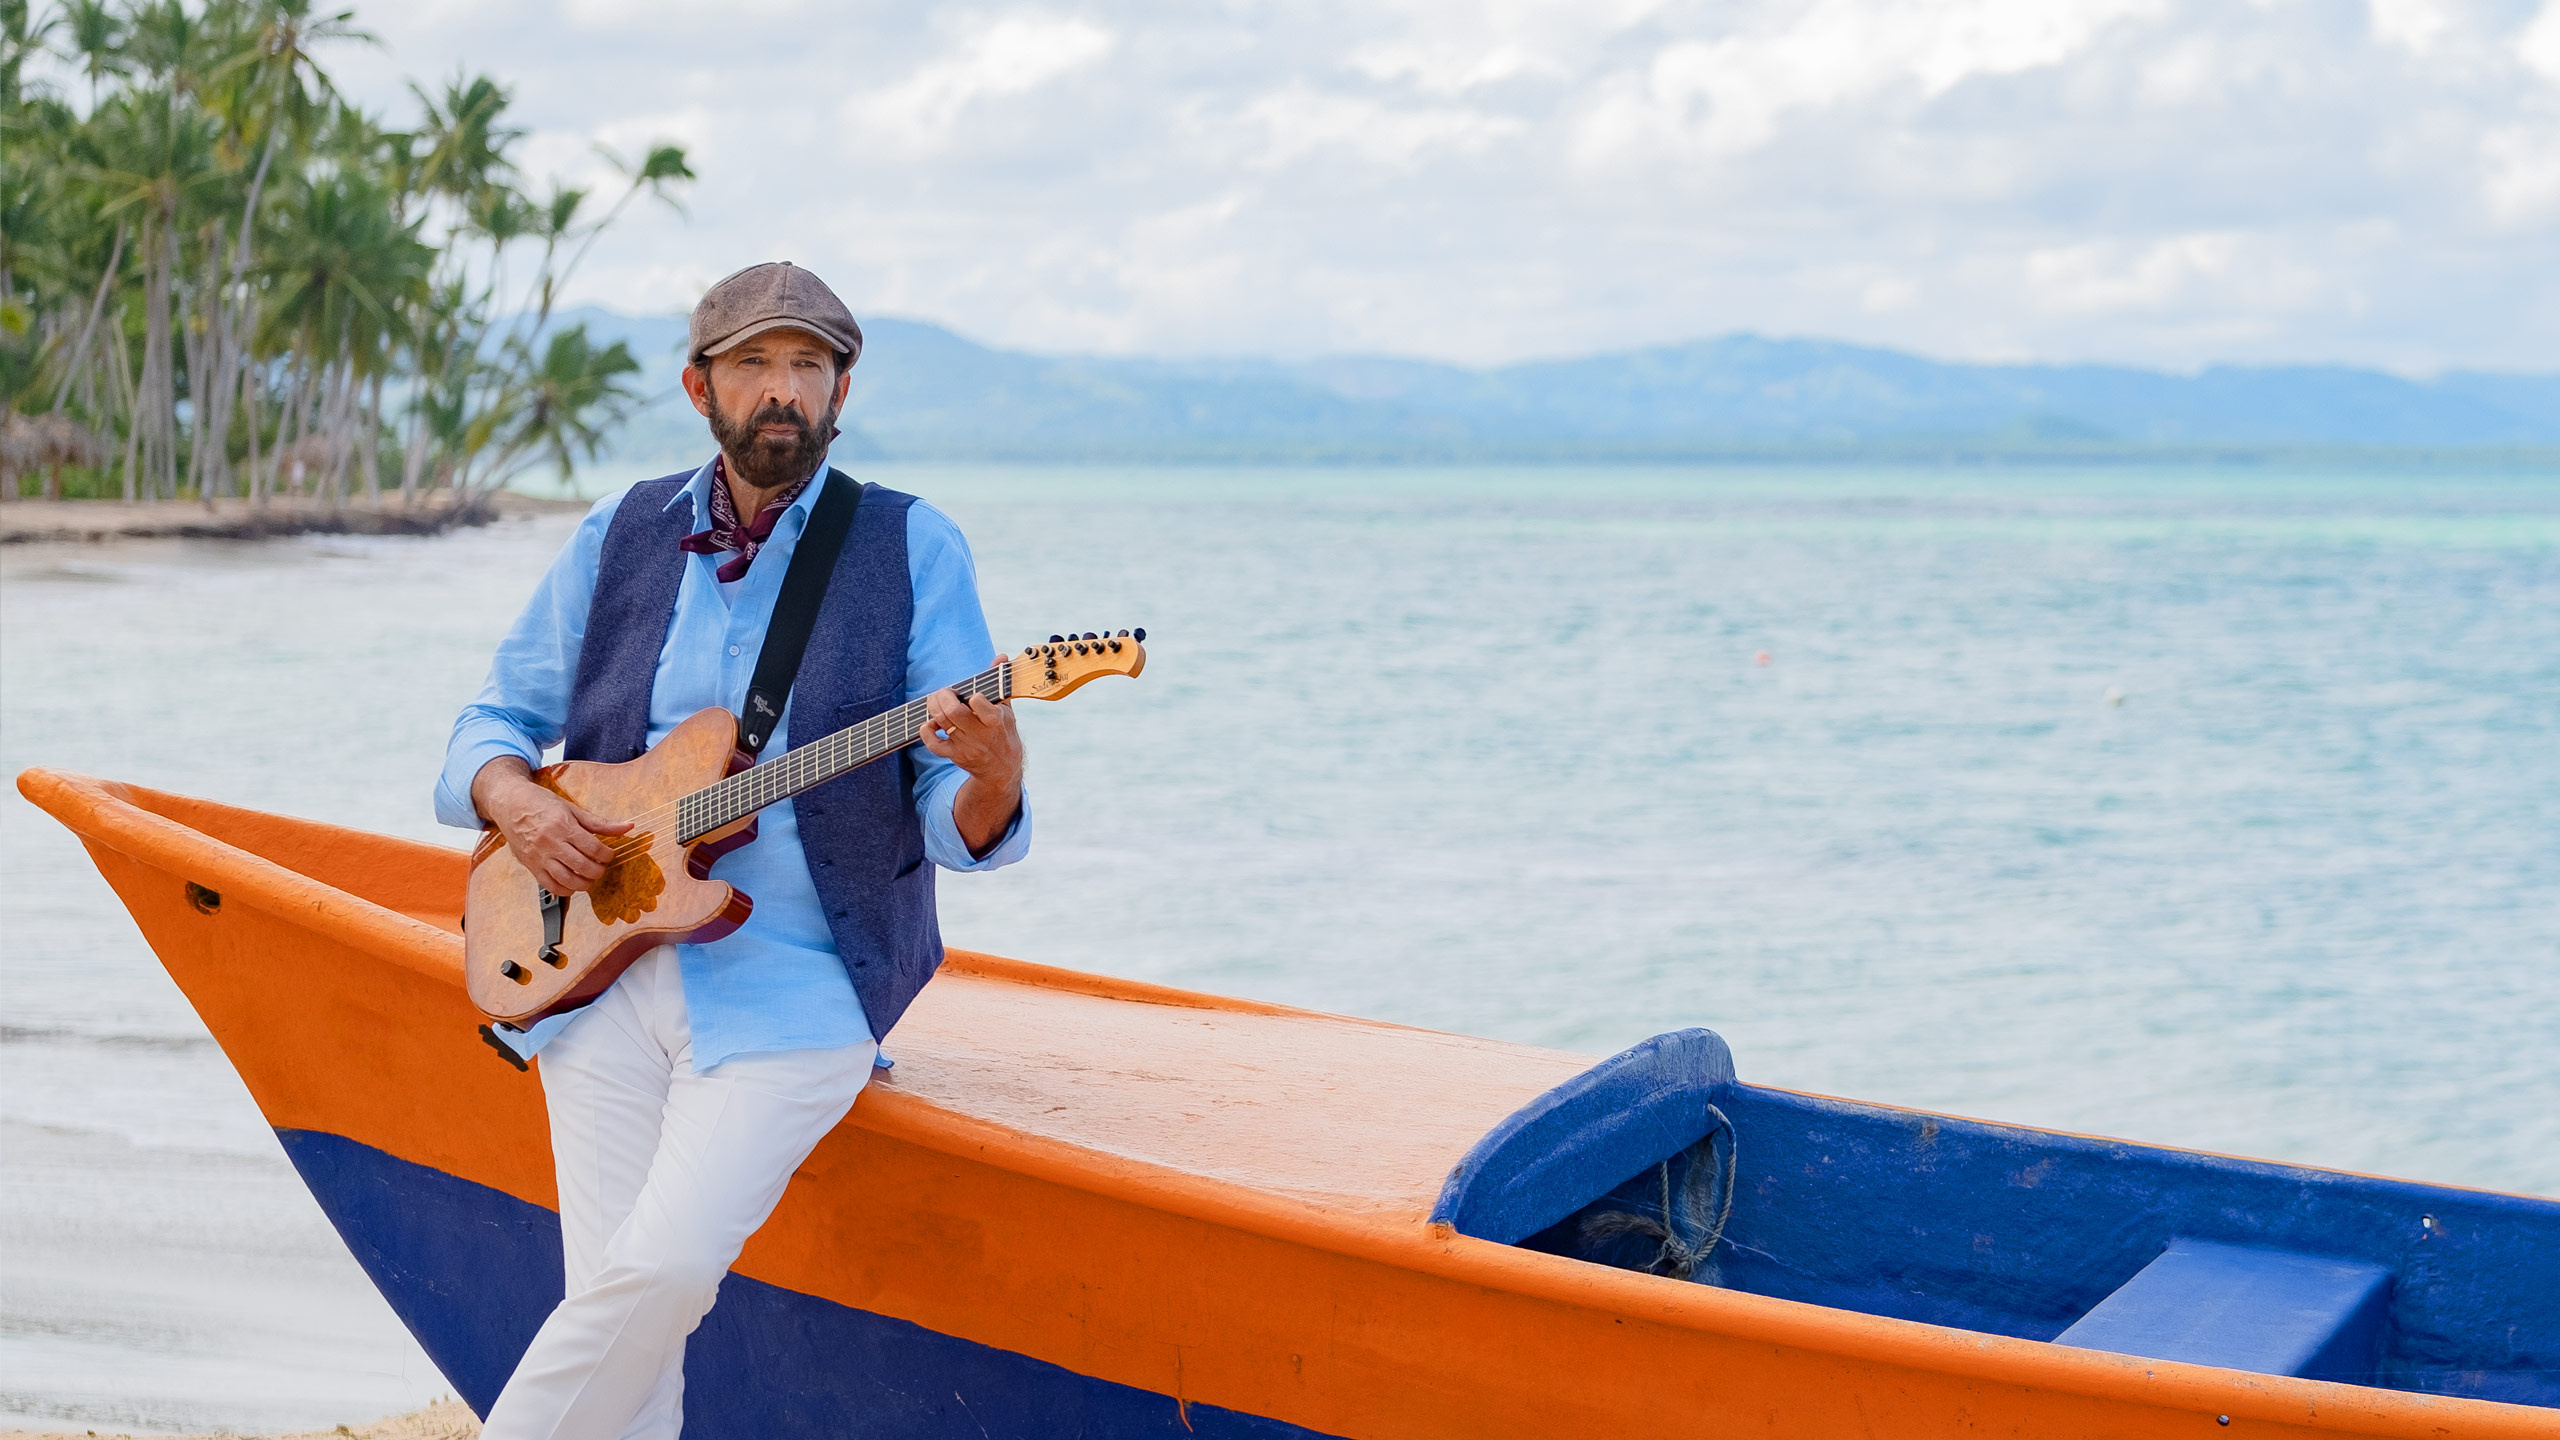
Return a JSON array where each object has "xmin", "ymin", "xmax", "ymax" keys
[{"xmin": 537, "ymin": 887, "xmax": 567, "ymax": 966}]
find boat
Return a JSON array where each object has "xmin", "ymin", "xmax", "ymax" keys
[{"xmin": 21, "ymin": 766, "xmax": 2559, "ymax": 1440}]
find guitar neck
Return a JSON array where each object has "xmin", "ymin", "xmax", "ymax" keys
[{"xmin": 675, "ymin": 661, "xmax": 1012, "ymax": 843}]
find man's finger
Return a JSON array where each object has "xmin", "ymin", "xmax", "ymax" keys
[
  {"xmin": 555, "ymin": 846, "xmax": 606, "ymax": 883},
  {"xmin": 561, "ymin": 825, "xmax": 617, "ymax": 865},
  {"xmin": 567, "ymin": 800, "xmax": 634, "ymax": 836},
  {"xmin": 918, "ymin": 718, "xmax": 951, "ymax": 755}
]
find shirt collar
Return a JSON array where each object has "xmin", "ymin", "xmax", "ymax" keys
[{"xmin": 668, "ymin": 455, "xmax": 829, "ymax": 527}]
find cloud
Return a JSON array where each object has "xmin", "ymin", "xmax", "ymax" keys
[
  {"xmin": 1576, "ymin": 0, "xmax": 2162, "ymax": 164},
  {"xmin": 325, "ymin": 0, "xmax": 2560, "ymax": 371},
  {"xmin": 2523, "ymin": 0, "xmax": 2560, "ymax": 82},
  {"xmin": 1239, "ymin": 86, "xmax": 1525, "ymax": 168},
  {"xmin": 2482, "ymin": 126, "xmax": 2560, "ymax": 224},
  {"xmin": 850, "ymin": 13, "xmax": 1116, "ymax": 152},
  {"xmin": 2369, "ymin": 0, "xmax": 2454, "ymax": 55}
]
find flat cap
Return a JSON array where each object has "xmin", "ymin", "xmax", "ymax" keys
[{"xmin": 689, "ymin": 261, "xmax": 863, "ymax": 366}]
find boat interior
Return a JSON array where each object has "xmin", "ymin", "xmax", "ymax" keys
[{"xmin": 1437, "ymin": 1029, "xmax": 2560, "ymax": 1410}]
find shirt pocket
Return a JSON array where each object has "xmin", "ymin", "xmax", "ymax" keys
[{"xmin": 831, "ymin": 688, "xmax": 915, "ymax": 756}]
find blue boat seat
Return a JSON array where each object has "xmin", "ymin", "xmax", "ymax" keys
[
  {"xmin": 1432, "ymin": 1029, "xmax": 1734, "ymax": 1246},
  {"xmin": 2056, "ymin": 1238, "xmax": 2392, "ymax": 1383}
]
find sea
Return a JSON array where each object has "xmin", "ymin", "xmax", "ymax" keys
[{"xmin": 3, "ymin": 463, "xmax": 2555, "ymax": 1433}]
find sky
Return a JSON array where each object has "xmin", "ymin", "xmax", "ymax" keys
[{"xmin": 325, "ymin": 0, "xmax": 2560, "ymax": 372}]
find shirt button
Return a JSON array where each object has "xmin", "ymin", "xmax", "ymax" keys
[{"xmin": 728, "ymin": 645, "xmax": 741, "ymax": 656}]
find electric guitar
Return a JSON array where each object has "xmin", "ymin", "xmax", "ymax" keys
[{"xmin": 463, "ymin": 628, "xmax": 1146, "ymax": 1028}]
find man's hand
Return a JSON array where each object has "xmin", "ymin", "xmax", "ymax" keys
[
  {"xmin": 921, "ymin": 659, "xmax": 1026, "ymax": 857},
  {"xmin": 471, "ymin": 756, "xmax": 634, "ymax": 895}
]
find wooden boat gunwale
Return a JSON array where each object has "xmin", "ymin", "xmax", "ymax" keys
[{"xmin": 20, "ymin": 765, "xmax": 2556, "ymax": 1440}]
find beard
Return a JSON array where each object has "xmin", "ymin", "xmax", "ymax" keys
[{"xmin": 704, "ymin": 381, "xmax": 839, "ymax": 492}]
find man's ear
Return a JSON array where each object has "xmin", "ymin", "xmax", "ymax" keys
[
  {"xmin": 682, "ymin": 363, "xmax": 714, "ymax": 419},
  {"xmin": 831, "ymin": 363, "xmax": 852, "ymax": 413}
]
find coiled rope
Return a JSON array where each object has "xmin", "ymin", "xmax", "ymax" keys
[{"xmin": 1575, "ymin": 1103, "xmax": 1737, "ymax": 1282}]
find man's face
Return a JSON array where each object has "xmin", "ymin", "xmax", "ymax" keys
[{"xmin": 684, "ymin": 328, "xmax": 852, "ymax": 491}]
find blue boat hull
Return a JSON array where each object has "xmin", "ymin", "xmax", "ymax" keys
[{"xmin": 280, "ymin": 1130, "xmax": 1337, "ymax": 1438}]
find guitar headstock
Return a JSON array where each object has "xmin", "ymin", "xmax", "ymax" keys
[{"xmin": 1010, "ymin": 628, "xmax": 1147, "ymax": 701}]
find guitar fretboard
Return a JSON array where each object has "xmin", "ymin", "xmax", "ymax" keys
[{"xmin": 675, "ymin": 662, "xmax": 1012, "ymax": 842}]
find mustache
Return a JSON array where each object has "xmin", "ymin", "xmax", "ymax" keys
[{"xmin": 740, "ymin": 401, "xmax": 812, "ymax": 440}]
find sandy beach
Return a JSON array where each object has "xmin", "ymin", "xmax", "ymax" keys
[
  {"xmin": 0, "ymin": 492, "xmax": 587, "ymax": 546},
  {"xmin": 0, "ymin": 1402, "xmax": 480, "ymax": 1440}
]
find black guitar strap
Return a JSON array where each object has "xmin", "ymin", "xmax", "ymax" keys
[{"xmin": 737, "ymin": 469, "xmax": 859, "ymax": 757}]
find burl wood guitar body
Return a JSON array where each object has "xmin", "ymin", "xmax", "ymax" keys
[{"xmin": 463, "ymin": 708, "xmax": 755, "ymax": 1027}]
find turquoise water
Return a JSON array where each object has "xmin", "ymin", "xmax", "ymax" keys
[{"xmin": 2, "ymin": 463, "xmax": 2554, "ymax": 1430}]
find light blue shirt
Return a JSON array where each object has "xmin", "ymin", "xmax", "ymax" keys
[{"xmin": 436, "ymin": 462, "xmax": 1030, "ymax": 1069}]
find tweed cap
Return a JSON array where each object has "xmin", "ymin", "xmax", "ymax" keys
[{"xmin": 688, "ymin": 261, "xmax": 863, "ymax": 366}]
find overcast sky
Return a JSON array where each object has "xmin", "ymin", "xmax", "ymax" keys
[{"xmin": 327, "ymin": 0, "xmax": 2560, "ymax": 372}]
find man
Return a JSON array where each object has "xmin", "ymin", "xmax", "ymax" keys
[{"xmin": 433, "ymin": 261, "xmax": 1028, "ymax": 1439}]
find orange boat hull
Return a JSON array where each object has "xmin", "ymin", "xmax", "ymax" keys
[{"xmin": 21, "ymin": 768, "xmax": 2556, "ymax": 1439}]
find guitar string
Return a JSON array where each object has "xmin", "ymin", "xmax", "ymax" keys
[
  {"xmin": 682, "ymin": 667, "xmax": 1009, "ymax": 841},
  {"xmin": 599, "ymin": 674, "xmax": 991, "ymax": 858},
  {"xmin": 585, "ymin": 682, "xmax": 974, "ymax": 860},
  {"xmin": 587, "ymin": 662, "xmax": 1023, "ymax": 862}
]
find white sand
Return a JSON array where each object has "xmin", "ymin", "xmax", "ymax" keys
[{"xmin": 0, "ymin": 1399, "xmax": 480, "ymax": 1440}]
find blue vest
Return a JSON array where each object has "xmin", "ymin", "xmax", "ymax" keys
[{"xmin": 562, "ymin": 471, "xmax": 943, "ymax": 1040}]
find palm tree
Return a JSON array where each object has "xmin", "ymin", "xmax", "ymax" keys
[
  {"xmin": 4, "ymin": 2, "xmax": 687, "ymax": 509},
  {"xmin": 193, "ymin": 0, "xmax": 368, "ymax": 500},
  {"xmin": 473, "ymin": 325, "xmax": 640, "ymax": 492},
  {"xmin": 260, "ymin": 165, "xmax": 429, "ymax": 500},
  {"xmin": 78, "ymin": 82, "xmax": 227, "ymax": 499},
  {"xmin": 57, "ymin": 0, "xmax": 125, "ymax": 110}
]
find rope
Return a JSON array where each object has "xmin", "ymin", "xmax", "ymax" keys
[{"xmin": 1574, "ymin": 1104, "xmax": 1737, "ymax": 1282}]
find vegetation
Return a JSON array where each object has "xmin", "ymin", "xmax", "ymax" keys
[{"xmin": 0, "ymin": 0, "xmax": 691, "ymax": 504}]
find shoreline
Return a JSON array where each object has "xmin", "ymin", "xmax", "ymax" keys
[
  {"xmin": 0, "ymin": 493, "xmax": 589, "ymax": 546},
  {"xmin": 0, "ymin": 1401, "xmax": 481, "ymax": 1440}
]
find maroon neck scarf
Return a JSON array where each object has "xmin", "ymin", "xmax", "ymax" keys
[{"xmin": 679, "ymin": 456, "xmax": 813, "ymax": 583}]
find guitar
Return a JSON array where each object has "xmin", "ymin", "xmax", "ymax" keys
[{"xmin": 464, "ymin": 628, "xmax": 1146, "ymax": 1028}]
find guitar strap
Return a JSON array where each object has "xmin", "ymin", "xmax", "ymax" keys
[{"xmin": 736, "ymin": 469, "xmax": 859, "ymax": 757}]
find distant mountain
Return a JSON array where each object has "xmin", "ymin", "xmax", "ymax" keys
[{"xmin": 555, "ymin": 308, "xmax": 2560, "ymax": 466}]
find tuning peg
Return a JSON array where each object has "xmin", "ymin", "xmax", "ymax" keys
[
  {"xmin": 1049, "ymin": 634, "xmax": 1064, "ymax": 644},
  {"xmin": 1107, "ymin": 639, "xmax": 1122, "ymax": 652},
  {"xmin": 1133, "ymin": 627, "xmax": 1146, "ymax": 642},
  {"xmin": 1116, "ymin": 629, "xmax": 1129, "ymax": 638}
]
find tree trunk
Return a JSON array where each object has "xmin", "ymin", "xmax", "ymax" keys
[
  {"xmin": 399, "ymin": 400, "xmax": 427, "ymax": 504},
  {"xmin": 164, "ymin": 221, "xmax": 186, "ymax": 502},
  {"xmin": 203, "ymin": 122, "xmax": 281, "ymax": 504},
  {"xmin": 191, "ymin": 222, "xmax": 230, "ymax": 506},
  {"xmin": 49, "ymin": 225, "xmax": 126, "ymax": 416},
  {"xmin": 245, "ymin": 361, "xmax": 264, "ymax": 507},
  {"xmin": 361, "ymin": 372, "xmax": 385, "ymax": 506},
  {"xmin": 134, "ymin": 214, "xmax": 185, "ymax": 504},
  {"xmin": 116, "ymin": 311, "xmax": 141, "ymax": 503},
  {"xmin": 278, "ymin": 359, "xmax": 310, "ymax": 496},
  {"xmin": 323, "ymin": 355, "xmax": 353, "ymax": 508},
  {"xmin": 185, "ymin": 229, "xmax": 219, "ymax": 506}
]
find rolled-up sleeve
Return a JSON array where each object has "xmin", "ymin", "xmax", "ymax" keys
[
  {"xmin": 432, "ymin": 492, "xmax": 623, "ymax": 829},
  {"xmin": 905, "ymin": 501, "xmax": 1031, "ymax": 872}
]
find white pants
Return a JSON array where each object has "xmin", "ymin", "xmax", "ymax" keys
[{"xmin": 481, "ymin": 947, "xmax": 875, "ymax": 1440}]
